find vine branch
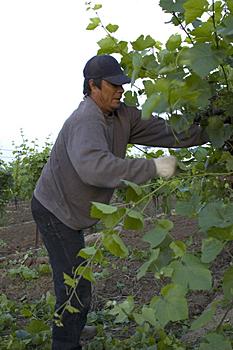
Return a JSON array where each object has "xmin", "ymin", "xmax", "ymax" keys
[
  {"xmin": 172, "ymin": 12, "xmax": 194, "ymax": 45},
  {"xmin": 211, "ymin": 0, "xmax": 229, "ymax": 90}
]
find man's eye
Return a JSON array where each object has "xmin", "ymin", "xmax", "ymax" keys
[
  {"xmin": 106, "ymin": 81, "xmax": 118, "ymax": 88},
  {"xmin": 108, "ymin": 82, "xmax": 117, "ymax": 88}
]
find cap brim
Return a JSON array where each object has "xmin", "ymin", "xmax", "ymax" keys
[{"xmin": 104, "ymin": 74, "xmax": 131, "ymax": 85}]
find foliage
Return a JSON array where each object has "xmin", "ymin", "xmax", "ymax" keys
[
  {"xmin": 10, "ymin": 129, "xmax": 52, "ymax": 201},
  {"xmin": 0, "ymin": 292, "xmax": 54, "ymax": 349},
  {"xmin": 0, "ymin": 130, "xmax": 52, "ymax": 220},
  {"xmin": 0, "ymin": 159, "xmax": 13, "ymax": 220},
  {"xmin": 86, "ymin": 0, "xmax": 233, "ymax": 147},
  {"xmin": 0, "ymin": 245, "xmax": 54, "ymax": 349},
  {"xmin": 8, "ymin": 263, "xmax": 51, "ymax": 281}
]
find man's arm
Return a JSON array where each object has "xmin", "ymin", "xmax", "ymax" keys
[
  {"xmin": 126, "ymin": 106, "xmax": 209, "ymax": 148},
  {"xmin": 66, "ymin": 119, "xmax": 157, "ymax": 188}
]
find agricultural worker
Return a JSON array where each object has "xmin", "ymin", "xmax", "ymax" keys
[{"xmin": 31, "ymin": 54, "xmax": 208, "ymax": 350}]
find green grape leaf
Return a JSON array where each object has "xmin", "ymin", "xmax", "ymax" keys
[
  {"xmin": 143, "ymin": 80, "xmax": 157, "ymax": 96},
  {"xmin": 97, "ymin": 36, "xmax": 117, "ymax": 53},
  {"xmin": 137, "ymin": 248, "xmax": 160, "ymax": 279},
  {"xmin": 223, "ymin": 266, "xmax": 233, "ymax": 301},
  {"xmin": 124, "ymin": 91, "xmax": 138, "ymax": 107},
  {"xmin": 75, "ymin": 266, "xmax": 96, "ymax": 282},
  {"xmin": 133, "ymin": 311, "xmax": 145, "ymax": 326},
  {"xmin": 131, "ymin": 52, "xmax": 143, "ymax": 85},
  {"xmin": 131, "ymin": 35, "xmax": 155, "ymax": 51},
  {"xmin": 170, "ymin": 240, "xmax": 186, "ymax": 258},
  {"xmin": 93, "ymin": 4, "xmax": 102, "ymax": 10},
  {"xmin": 201, "ymin": 238, "xmax": 224, "ymax": 263},
  {"xmin": 151, "ymin": 284, "xmax": 188, "ymax": 327},
  {"xmin": 208, "ymin": 225, "xmax": 233, "ymax": 241},
  {"xmin": 191, "ymin": 21, "xmax": 214, "ymax": 43},
  {"xmin": 170, "ymin": 253, "xmax": 212, "ymax": 290},
  {"xmin": 226, "ymin": 155, "xmax": 233, "ymax": 171},
  {"xmin": 185, "ymin": 73, "xmax": 211, "ymax": 108},
  {"xmin": 124, "ymin": 210, "xmax": 144, "ymax": 230},
  {"xmin": 178, "ymin": 43, "xmax": 222, "ymax": 77},
  {"xmin": 142, "ymin": 54, "xmax": 160, "ymax": 77},
  {"xmin": 78, "ymin": 246, "xmax": 96, "ymax": 258},
  {"xmin": 166, "ymin": 34, "xmax": 182, "ymax": 51},
  {"xmin": 221, "ymin": 152, "xmax": 233, "ymax": 171},
  {"xmin": 206, "ymin": 117, "xmax": 227, "ymax": 147},
  {"xmin": 199, "ymin": 201, "xmax": 233, "ymax": 232},
  {"xmin": 141, "ymin": 306, "xmax": 159, "ymax": 327},
  {"xmin": 26, "ymin": 319, "xmax": 49, "ymax": 334},
  {"xmin": 64, "ymin": 273, "xmax": 76, "ymax": 288},
  {"xmin": 159, "ymin": 0, "xmax": 186, "ymax": 13},
  {"xmin": 117, "ymin": 40, "xmax": 128, "ymax": 53},
  {"xmin": 38, "ymin": 263, "xmax": 51, "ymax": 275},
  {"xmin": 143, "ymin": 219, "xmax": 173, "ymax": 248},
  {"xmin": 91, "ymin": 202, "xmax": 125, "ymax": 228},
  {"xmin": 78, "ymin": 246, "xmax": 103, "ymax": 264},
  {"xmin": 65, "ymin": 304, "xmax": 80, "ymax": 314},
  {"xmin": 227, "ymin": 0, "xmax": 233, "ymax": 13},
  {"xmin": 199, "ymin": 332, "xmax": 232, "ymax": 350},
  {"xmin": 183, "ymin": 0, "xmax": 209, "ymax": 24},
  {"xmin": 102, "ymin": 207, "xmax": 126, "ymax": 229},
  {"xmin": 102, "ymin": 233, "xmax": 128, "ymax": 258},
  {"xmin": 141, "ymin": 94, "xmax": 163, "ymax": 119},
  {"xmin": 121, "ymin": 179, "xmax": 143, "ymax": 202},
  {"xmin": 108, "ymin": 296, "xmax": 134, "ymax": 323},
  {"xmin": 190, "ymin": 302, "xmax": 218, "ymax": 331},
  {"xmin": 218, "ymin": 15, "xmax": 233, "ymax": 37},
  {"xmin": 194, "ymin": 146, "xmax": 208, "ymax": 161},
  {"xmin": 175, "ymin": 200, "xmax": 197, "ymax": 217},
  {"xmin": 86, "ymin": 17, "xmax": 101, "ymax": 30},
  {"xmin": 106, "ymin": 23, "xmax": 119, "ymax": 33},
  {"xmin": 91, "ymin": 202, "xmax": 118, "ymax": 218}
]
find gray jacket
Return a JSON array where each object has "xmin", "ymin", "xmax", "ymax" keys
[{"xmin": 34, "ymin": 96, "xmax": 208, "ymax": 229}]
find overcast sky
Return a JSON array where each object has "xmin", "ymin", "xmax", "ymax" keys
[{"xmin": 0, "ymin": 0, "xmax": 175, "ymax": 160}]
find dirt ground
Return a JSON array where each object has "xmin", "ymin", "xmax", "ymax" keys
[{"xmin": 0, "ymin": 201, "xmax": 232, "ymax": 345}]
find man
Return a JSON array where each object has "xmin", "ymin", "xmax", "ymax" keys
[{"xmin": 31, "ymin": 54, "xmax": 208, "ymax": 349}]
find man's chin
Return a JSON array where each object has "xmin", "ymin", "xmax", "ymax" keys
[{"xmin": 111, "ymin": 102, "xmax": 121, "ymax": 111}]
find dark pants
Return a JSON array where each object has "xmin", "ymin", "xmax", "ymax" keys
[{"xmin": 31, "ymin": 195, "xmax": 91, "ymax": 350}]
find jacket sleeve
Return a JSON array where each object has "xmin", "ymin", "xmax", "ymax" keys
[
  {"xmin": 128, "ymin": 107, "xmax": 209, "ymax": 148},
  {"xmin": 66, "ymin": 118, "xmax": 156, "ymax": 188}
]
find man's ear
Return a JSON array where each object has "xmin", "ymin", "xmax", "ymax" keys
[
  {"xmin": 89, "ymin": 79, "xmax": 100, "ymax": 92},
  {"xmin": 88, "ymin": 79, "xmax": 95, "ymax": 90},
  {"xmin": 88, "ymin": 79, "xmax": 96, "ymax": 97}
]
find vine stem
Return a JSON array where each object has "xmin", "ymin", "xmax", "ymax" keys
[
  {"xmin": 212, "ymin": 0, "xmax": 219, "ymax": 49},
  {"xmin": 216, "ymin": 300, "xmax": 233, "ymax": 331},
  {"xmin": 93, "ymin": 9, "xmax": 124, "ymax": 55},
  {"xmin": 55, "ymin": 235, "xmax": 103, "ymax": 322},
  {"xmin": 54, "ymin": 178, "xmax": 174, "ymax": 321},
  {"xmin": 211, "ymin": 0, "xmax": 229, "ymax": 90},
  {"xmin": 179, "ymin": 171, "xmax": 233, "ymax": 179},
  {"xmin": 220, "ymin": 64, "xmax": 229, "ymax": 91},
  {"xmin": 172, "ymin": 12, "xmax": 194, "ymax": 45},
  {"xmin": 133, "ymin": 145, "xmax": 149, "ymax": 155}
]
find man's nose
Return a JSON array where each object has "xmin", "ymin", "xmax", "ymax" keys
[{"xmin": 117, "ymin": 85, "xmax": 124, "ymax": 93}]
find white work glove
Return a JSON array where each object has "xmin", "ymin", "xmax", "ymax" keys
[{"xmin": 153, "ymin": 156, "xmax": 177, "ymax": 179}]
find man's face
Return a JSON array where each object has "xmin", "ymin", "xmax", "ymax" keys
[{"xmin": 90, "ymin": 79, "xmax": 124, "ymax": 114}]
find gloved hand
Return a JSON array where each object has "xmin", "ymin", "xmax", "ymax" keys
[{"xmin": 153, "ymin": 156, "xmax": 177, "ymax": 179}]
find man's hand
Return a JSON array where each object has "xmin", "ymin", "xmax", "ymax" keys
[{"xmin": 153, "ymin": 156, "xmax": 177, "ymax": 179}]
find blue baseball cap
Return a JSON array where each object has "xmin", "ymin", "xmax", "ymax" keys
[{"xmin": 83, "ymin": 54, "xmax": 131, "ymax": 85}]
